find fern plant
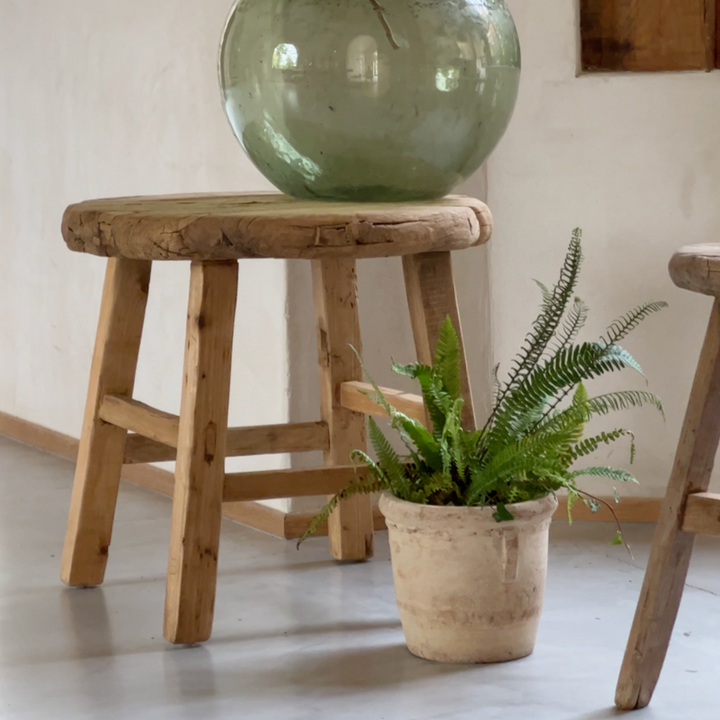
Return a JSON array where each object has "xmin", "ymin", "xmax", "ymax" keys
[{"xmin": 301, "ymin": 230, "xmax": 666, "ymax": 546}]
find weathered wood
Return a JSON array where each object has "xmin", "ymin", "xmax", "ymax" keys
[
  {"xmin": 123, "ymin": 421, "xmax": 329, "ymax": 464},
  {"xmin": 581, "ymin": 0, "xmax": 711, "ymax": 72},
  {"xmin": 223, "ymin": 466, "xmax": 370, "ymax": 503},
  {"xmin": 313, "ymin": 258, "xmax": 374, "ymax": 561},
  {"xmin": 62, "ymin": 193, "xmax": 493, "ymax": 261},
  {"xmin": 716, "ymin": 0, "xmax": 720, "ymax": 67},
  {"xmin": 616, "ymin": 299, "xmax": 720, "ymax": 710},
  {"xmin": 340, "ymin": 381, "xmax": 426, "ymax": 425},
  {"xmin": 61, "ymin": 259, "xmax": 151, "ymax": 587},
  {"xmin": 164, "ymin": 261, "xmax": 238, "ymax": 645},
  {"xmin": 99, "ymin": 395, "xmax": 179, "ymax": 447},
  {"xmin": 681, "ymin": 492, "xmax": 720, "ymax": 537},
  {"xmin": 123, "ymin": 434, "xmax": 177, "ymax": 464},
  {"xmin": 706, "ymin": 0, "xmax": 718, "ymax": 69},
  {"xmin": 402, "ymin": 251, "xmax": 476, "ymax": 430},
  {"xmin": 669, "ymin": 244, "xmax": 720, "ymax": 297}
]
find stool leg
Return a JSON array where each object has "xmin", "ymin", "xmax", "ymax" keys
[
  {"xmin": 616, "ymin": 299, "xmax": 720, "ymax": 709},
  {"xmin": 61, "ymin": 258, "xmax": 151, "ymax": 587},
  {"xmin": 402, "ymin": 251, "xmax": 476, "ymax": 430},
  {"xmin": 164, "ymin": 261, "xmax": 238, "ymax": 644},
  {"xmin": 312, "ymin": 258, "xmax": 374, "ymax": 561}
]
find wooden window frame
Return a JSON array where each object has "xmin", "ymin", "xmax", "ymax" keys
[{"xmin": 581, "ymin": 0, "xmax": 720, "ymax": 72}]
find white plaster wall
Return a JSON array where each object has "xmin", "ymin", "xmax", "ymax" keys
[
  {"xmin": 0, "ymin": 0, "xmax": 292, "ymax": 509},
  {"xmin": 3, "ymin": 0, "xmax": 717, "ymax": 515},
  {"xmin": 491, "ymin": 0, "xmax": 720, "ymax": 496}
]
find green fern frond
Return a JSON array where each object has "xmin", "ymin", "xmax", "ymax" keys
[
  {"xmin": 491, "ymin": 363, "xmax": 502, "ymax": 407},
  {"xmin": 604, "ymin": 301, "xmax": 669, "ymax": 345},
  {"xmin": 298, "ymin": 471, "xmax": 384, "ymax": 545},
  {"xmin": 488, "ymin": 342, "xmax": 645, "ymax": 453},
  {"xmin": 434, "ymin": 316, "xmax": 462, "ymax": 401},
  {"xmin": 468, "ymin": 430, "xmax": 576, "ymax": 503},
  {"xmin": 533, "ymin": 279, "xmax": 554, "ymax": 307},
  {"xmin": 389, "ymin": 411, "xmax": 443, "ymax": 471},
  {"xmin": 585, "ymin": 390, "xmax": 664, "ymax": 419},
  {"xmin": 299, "ymin": 229, "xmax": 667, "ymax": 544},
  {"xmin": 566, "ymin": 487, "xmax": 580, "ymax": 525},
  {"xmin": 350, "ymin": 345, "xmax": 403, "ymax": 424},
  {"xmin": 406, "ymin": 471, "xmax": 457, "ymax": 504},
  {"xmin": 601, "ymin": 344, "xmax": 644, "ymax": 376},
  {"xmin": 574, "ymin": 381, "xmax": 589, "ymax": 404},
  {"xmin": 537, "ymin": 391, "xmax": 663, "ymax": 442},
  {"xmin": 392, "ymin": 361, "xmax": 448, "ymax": 437},
  {"xmin": 571, "ymin": 428, "xmax": 635, "ymax": 463},
  {"xmin": 442, "ymin": 397, "xmax": 467, "ymax": 477},
  {"xmin": 552, "ymin": 297, "xmax": 589, "ymax": 352},
  {"xmin": 368, "ymin": 417, "xmax": 406, "ymax": 487},
  {"xmin": 493, "ymin": 229, "xmax": 584, "ymax": 408},
  {"xmin": 570, "ymin": 466, "xmax": 639, "ymax": 484}
]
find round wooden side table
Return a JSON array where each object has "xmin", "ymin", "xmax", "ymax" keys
[{"xmin": 59, "ymin": 193, "xmax": 493, "ymax": 644}]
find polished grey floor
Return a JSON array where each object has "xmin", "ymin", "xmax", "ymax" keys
[{"xmin": 0, "ymin": 435, "xmax": 718, "ymax": 719}]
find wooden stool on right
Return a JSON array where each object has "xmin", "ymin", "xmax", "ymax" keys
[{"xmin": 616, "ymin": 244, "xmax": 720, "ymax": 710}]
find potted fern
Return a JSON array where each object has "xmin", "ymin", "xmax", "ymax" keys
[{"xmin": 302, "ymin": 230, "xmax": 666, "ymax": 664}]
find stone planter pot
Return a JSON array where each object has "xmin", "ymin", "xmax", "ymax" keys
[{"xmin": 379, "ymin": 491, "xmax": 558, "ymax": 664}]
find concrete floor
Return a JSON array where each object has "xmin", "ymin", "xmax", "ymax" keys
[{"xmin": 0, "ymin": 436, "xmax": 718, "ymax": 719}]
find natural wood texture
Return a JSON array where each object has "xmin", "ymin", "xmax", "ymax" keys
[
  {"xmin": 226, "ymin": 501, "xmax": 288, "ymax": 538},
  {"xmin": 681, "ymin": 492, "xmax": 720, "ymax": 537},
  {"xmin": 669, "ymin": 244, "xmax": 720, "ymax": 297},
  {"xmin": 616, "ymin": 299, "xmax": 720, "ymax": 710},
  {"xmin": 61, "ymin": 259, "xmax": 151, "ymax": 587},
  {"xmin": 227, "ymin": 421, "xmax": 329, "ymax": 457},
  {"xmin": 716, "ymin": 0, "xmax": 720, "ymax": 67},
  {"xmin": 122, "ymin": 463, "xmax": 175, "ymax": 497},
  {"xmin": 340, "ymin": 381, "xmax": 426, "ymax": 425},
  {"xmin": 123, "ymin": 421, "xmax": 329, "ymax": 464},
  {"xmin": 580, "ymin": 0, "xmax": 713, "ymax": 72},
  {"xmin": 123, "ymin": 434, "xmax": 176, "ymax": 464},
  {"xmin": 164, "ymin": 261, "xmax": 238, "ymax": 645},
  {"xmin": 62, "ymin": 194, "xmax": 493, "ymax": 261},
  {"xmin": 403, "ymin": 251, "xmax": 476, "ymax": 430},
  {"xmin": 0, "ymin": 411, "xmax": 80, "ymax": 461},
  {"xmin": 99, "ymin": 395, "xmax": 179, "ymax": 447},
  {"xmin": 223, "ymin": 466, "xmax": 370, "ymax": 503},
  {"xmin": 313, "ymin": 258, "xmax": 374, "ymax": 561},
  {"xmin": 707, "ymin": 0, "xmax": 718, "ymax": 69}
]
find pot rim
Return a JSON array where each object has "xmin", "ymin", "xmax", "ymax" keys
[{"xmin": 378, "ymin": 490, "xmax": 558, "ymax": 527}]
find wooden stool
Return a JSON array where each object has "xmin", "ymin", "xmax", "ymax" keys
[
  {"xmin": 616, "ymin": 244, "xmax": 720, "ymax": 709},
  {"xmin": 60, "ymin": 193, "xmax": 492, "ymax": 644}
]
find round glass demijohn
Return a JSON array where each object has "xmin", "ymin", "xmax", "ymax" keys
[{"xmin": 219, "ymin": 0, "xmax": 521, "ymax": 203}]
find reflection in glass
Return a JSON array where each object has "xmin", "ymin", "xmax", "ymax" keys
[
  {"xmin": 436, "ymin": 67, "xmax": 460, "ymax": 93},
  {"xmin": 347, "ymin": 36, "xmax": 379, "ymax": 83},
  {"xmin": 272, "ymin": 43, "xmax": 298, "ymax": 70}
]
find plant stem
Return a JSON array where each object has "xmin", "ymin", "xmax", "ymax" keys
[
  {"xmin": 575, "ymin": 488, "xmax": 633, "ymax": 559},
  {"xmin": 369, "ymin": 0, "xmax": 401, "ymax": 49}
]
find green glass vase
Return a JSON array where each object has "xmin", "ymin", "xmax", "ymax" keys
[{"xmin": 219, "ymin": 0, "xmax": 521, "ymax": 202}]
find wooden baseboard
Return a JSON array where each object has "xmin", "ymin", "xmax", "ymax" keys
[
  {"xmin": 0, "ymin": 411, "xmax": 79, "ymax": 462},
  {"xmin": 0, "ymin": 410, "xmax": 664, "ymax": 541}
]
